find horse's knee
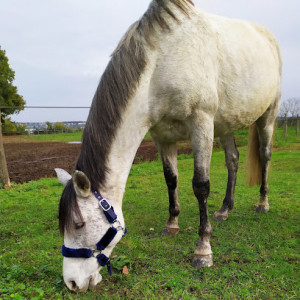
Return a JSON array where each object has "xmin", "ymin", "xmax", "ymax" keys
[
  {"xmin": 166, "ymin": 174, "xmax": 177, "ymax": 190},
  {"xmin": 164, "ymin": 165, "xmax": 177, "ymax": 190},
  {"xmin": 192, "ymin": 177, "xmax": 210, "ymax": 201}
]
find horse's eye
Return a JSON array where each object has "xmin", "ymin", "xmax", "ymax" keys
[{"xmin": 75, "ymin": 222, "xmax": 85, "ymax": 230}]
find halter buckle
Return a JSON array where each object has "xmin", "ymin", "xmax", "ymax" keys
[{"xmin": 98, "ymin": 199, "xmax": 111, "ymax": 211}]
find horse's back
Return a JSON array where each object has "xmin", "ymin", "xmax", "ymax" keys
[
  {"xmin": 149, "ymin": 7, "xmax": 281, "ymax": 139},
  {"xmin": 210, "ymin": 14, "xmax": 281, "ymax": 135}
]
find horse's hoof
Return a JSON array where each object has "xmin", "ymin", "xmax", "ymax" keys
[
  {"xmin": 213, "ymin": 211, "xmax": 228, "ymax": 222},
  {"xmin": 161, "ymin": 227, "xmax": 179, "ymax": 236},
  {"xmin": 255, "ymin": 203, "xmax": 269, "ymax": 212},
  {"xmin": 192, "ymin": 254, "xmax": 213, "ymax": 268}
]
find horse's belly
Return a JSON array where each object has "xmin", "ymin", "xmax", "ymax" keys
[
  {"xmin": 213, "ymin": 110, "xmax": 258, "ymax": 137},
  {"xmin": 150, "ymin": 119, "xmax": 190, "ymax": 144},
  {"xmin": 213, "ymin": 95, "xmax": 274, "ymax": 137},
  {"xmin": 150, "ymin": 94, "xmax": 273, "ymax": 142}
]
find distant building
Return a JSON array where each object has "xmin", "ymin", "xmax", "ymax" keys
[
  {"xmin": 17, "ymin": 121, "xmax": 86, "ymax": 130},
  {"xmin": 17, "ymin": 121, "xmax": 86, "ymax": 134}
]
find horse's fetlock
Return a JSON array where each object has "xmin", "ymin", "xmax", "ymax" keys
[
  {"xmin": 199, "ymin": 223, "xmax": 212, "ymax": 237},
  {"xmin": 169, "ymin": 206, "xmax": 180, "ymax": 217},
  {"xmin": 260, "ymin": 185, "xmax": 269, "ymax": 197}
]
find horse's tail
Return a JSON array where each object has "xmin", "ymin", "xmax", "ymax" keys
[{"xmin": 247, "ymin": 123, "xmax": 262, "ymax": 186}]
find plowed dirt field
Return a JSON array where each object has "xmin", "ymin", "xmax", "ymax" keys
[{"xmin": 3, "ymin": 140, "xmax": 192, "ymax": 183}]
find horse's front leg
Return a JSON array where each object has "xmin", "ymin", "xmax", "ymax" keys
[
  {"xmin": 191, "ymin": 114, "xmax": 214, "ymax": 267},
  {"xmin": 214, "ymin": 135, "xmax": 239, "ymax": 221},
  {"xmin": 157, "ymin": 142, "xmax": 180, "ymax": 236}
]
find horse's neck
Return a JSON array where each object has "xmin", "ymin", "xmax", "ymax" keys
[{"xmin": 100, "ymin": 67, "xmax": 153, "ymax": 205}]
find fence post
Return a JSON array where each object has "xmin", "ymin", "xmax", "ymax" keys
[
  {"xmin": 283, "ymin": 113, "xmax": 288, "ymax": 138},
  {"xmin": 0, "ymin": 109, "xmax": 11, "ymax": 188},
  {"xmin": 297, "ymin": 114, "xmax": 299, "ymax": 137}
]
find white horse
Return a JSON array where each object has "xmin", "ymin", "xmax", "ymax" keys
[{"xmin": 56, "ymin": 0, "xmax": 281, "ymax": 292}]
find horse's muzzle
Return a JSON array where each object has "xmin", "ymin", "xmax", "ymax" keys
[{"xmin": 65, "ymin": 273, "xmax": 102, "ymax": 292}]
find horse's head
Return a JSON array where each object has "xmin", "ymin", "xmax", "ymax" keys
[{"xmin": 55, "ymin": 168, "xmax": 125, "ymax": 292}]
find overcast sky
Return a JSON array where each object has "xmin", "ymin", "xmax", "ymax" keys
[{"xmin": 0, "ymin": 0, "xmax": 299, "ymax": 122}]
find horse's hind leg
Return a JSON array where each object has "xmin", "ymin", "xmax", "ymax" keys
[
  {"xmin": 254, "ymin": 99, "xmax": 280, "ymax": 212},
  {"xmin": 254, "ymin": 122, "xmax": 274, "ymax": 212},
  {"xmin": 214, "ymin": 135, "xmax": 239, "ymax": 221},
  {"xmin": 157, "ymin": 143, "xmax": 180, "ymax": 236}
]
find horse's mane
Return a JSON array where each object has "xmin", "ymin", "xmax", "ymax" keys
[
  {"xmin": 75, "ymin": 0, "xmax": 192, "ymax": 189},
  {"xmin": 59, "ymin": 0, "xmax": 192, "ymax": 233}
]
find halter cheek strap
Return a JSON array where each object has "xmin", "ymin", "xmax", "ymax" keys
[
  {"xmin": 61, "ymin": 189, "xmax": 127, "ymax": 276},
  {"xmin": 93, "ymin": 189, "xmax": 118, "ymax": 224}
]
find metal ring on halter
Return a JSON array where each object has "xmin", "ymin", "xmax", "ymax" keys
[
  {"xmin": 92, "ymin": 250, "xmax": 102, "ymax": 258},
  {"xmin": 112, "ymin": 220, "xmax": 124, "ymax": 231}
]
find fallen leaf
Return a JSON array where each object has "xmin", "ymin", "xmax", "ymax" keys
[
  {"xmin": 122, "ymin": 265, "xmax": 129, "ymax": 275},
  {"xmin": 186, "ymin": 227, "xmax": 194, "ymax": 231}
]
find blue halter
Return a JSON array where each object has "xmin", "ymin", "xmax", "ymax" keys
[{"xmin": 62, "ymin": 189, "xmax": 127, "ymax": 275}]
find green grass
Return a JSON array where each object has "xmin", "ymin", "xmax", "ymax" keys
[
  {"xmin": 30, "ymin": 132, "xmax": 83, "ymax": 142},
  {"xmin": 221, "ymin": 126, "xmax": 300, "ymax": 148},
  {"xmin": 273, "ymin": 126, "xmax": 300, "ymax": 147},
  {"xmin": 4, "ymin": 131, "xmax": 83, "ymax": 143},
  {"xmin": 0, "ymin": 145, "xmax": 299, "ymax": 299}
]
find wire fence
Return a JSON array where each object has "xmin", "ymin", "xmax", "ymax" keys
[
  {"xmin": 0, "ymin": 106, "xmax": 299, "ymax": 136},
  {"xmin": 276, "ymin": 117, "xmax": 299, "ymax": 127}
]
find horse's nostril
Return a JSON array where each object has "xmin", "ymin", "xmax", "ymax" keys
[{"xmin": 70, "ymin": 280, "xmax": 77, "ymax": 290}]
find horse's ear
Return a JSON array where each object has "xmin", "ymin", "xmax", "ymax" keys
[
  {"xmin": 55, "ymin": 168, "xmax": 72, "ymax": 186},
  {"xmin": 73, "ymin": 170, "xmax": 91, "ymax": 198}
]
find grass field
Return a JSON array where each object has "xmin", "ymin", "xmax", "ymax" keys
[
  {"xmin": 0, "ymin": 130, "xmax": 299, "ymax": 299},
  {"xmin": 3, "ymin": 132, "xmax": 83, "ymax": 143},
  {"xmin": 4, "ymin": 126, "xmax": 299, "ymax": 147}
]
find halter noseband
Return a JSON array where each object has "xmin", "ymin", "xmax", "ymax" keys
[{"xmin": 61, "ymin": 189, "xmax": 127, "ymax": 275}]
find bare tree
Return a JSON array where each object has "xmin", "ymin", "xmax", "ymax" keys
[
  {"xmin": 287, "ymin": 98, "xmax": 300, "ymax": 136},
  {"xmin": 279, "ymin": 97, "xmax": 300, "ymax": 137},
  {"xmin": 288, "ymin": 98, "xmax": 300, "ymax": 117},
  {"xmin": 291, "ymin": 98, "xmax": 300, "ymax": 136},
  {"xmin": 279, "ymin": 99, "xmax": 291, "ymax": 117},
  {"xmin": 279, "ymin": 100, "xmax": 290, "ymax": 138}
]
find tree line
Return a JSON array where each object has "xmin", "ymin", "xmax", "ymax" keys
[{"xmin": 1, "ymin": 121, "xmax": 83, "ymax": 135}]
